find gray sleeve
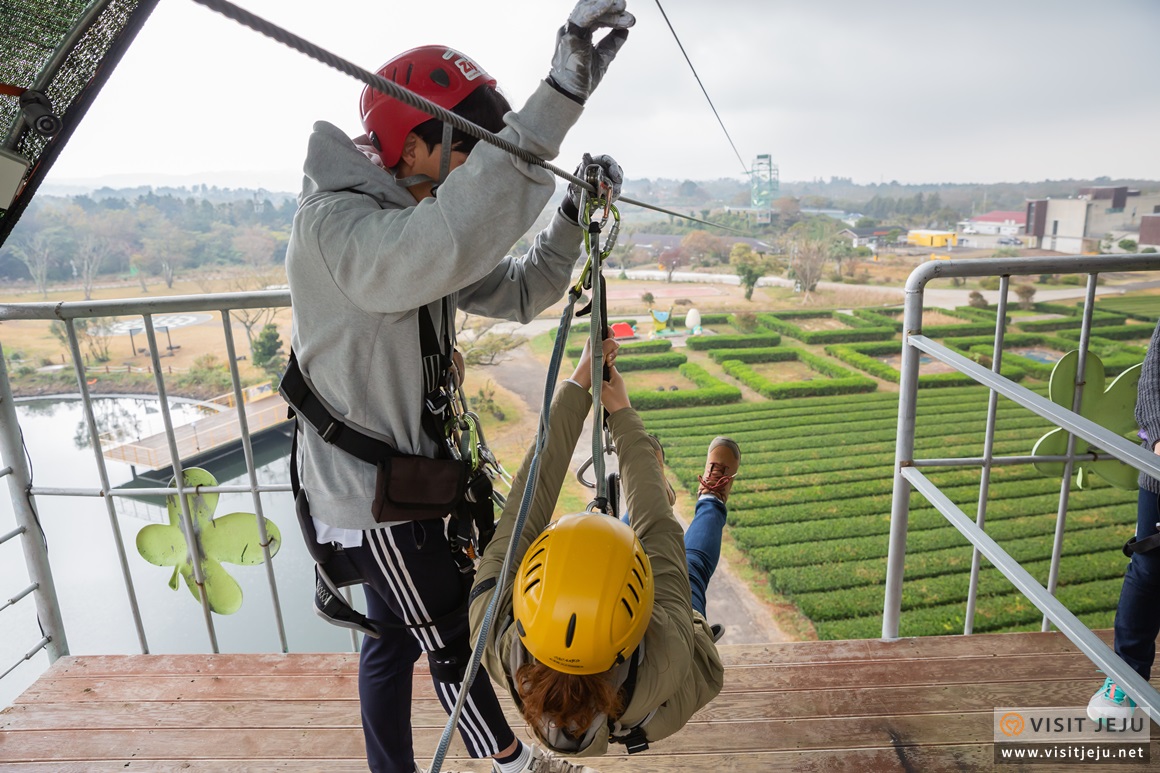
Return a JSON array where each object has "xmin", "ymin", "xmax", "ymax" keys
[
  {"xmin": 312, "ymin": 83, "xmax": 582, "ymax": 315},
  {"xmin": 456, "ymin": 211, "xmax": 582, "ymax": 323}
]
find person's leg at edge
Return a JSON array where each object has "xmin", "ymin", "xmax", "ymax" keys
[
  {"xmin": 359, "ymin": 587, "xmax": 423, "ymax": 773},
  {"xmin": 685, "ymin": 436, "xmax": 740, "ymax": 618},
  {"xmin": 685, "ymin": 494, "xmax": 727, "ymax": 617},
  {"xmin": 1113, "ymin": 488, "xmax": 1160, "ymax": 680},
  {"xmin": 349, "ymin": 520, "xmax": 518, "ymax": 772}
]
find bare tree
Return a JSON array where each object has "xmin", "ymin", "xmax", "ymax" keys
[
  {"xmin": 455, "ymin": 312, "xmax": 523, "ymax": 367},
  {"xmin": 10, "ymin": 230, "xmax": 58, "ymax": 298},
  {"xmin": 227, "ymin": 272, "xmax": 283, "ymax": 360},
  {"xmin": 139, "ymin": 210, "xmax": 194, "ymax": 289},
  {"xmin": 788, "ymin": 238, "xmax": 828, "ymax": 304},
  {"xmin": 658, "ymin": 247, "xmax": 684, "ymax": 282},
  {"xmin": 76, "ymin": 234, "xmax": 112, "ymax": 301}
]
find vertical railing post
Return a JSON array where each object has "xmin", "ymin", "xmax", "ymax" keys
[
  {"xmin": 965, "ymin": 276, "xmax": 1010, "ymax": 633},
  {"xmin": 0, "ymin": 345, "xmax": 69, "ymax": 660},
  {"xmin": 883, "ymin": 277, "xmax": 926, "ymax": 639},
  {"xmin": 143, "ymin": 315, "xmax": 219, "ymax": 651},
  {"xmin": 220, "ymin": 311, "xmax": 288, "ymax": 652},
  {"xmin": 1042, "ymin": 273, "xmax": 1099, "ymax": 631},
  {"xmin": 65, "ymin": 320, "xmax": 149, "ymax": 653}
]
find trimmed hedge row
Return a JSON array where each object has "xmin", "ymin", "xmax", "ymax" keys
[
  {"xmin": 1057, "ymin": 325, "xmax": 1155, "ymax": 342},
  {"xmin": 615, "ymin": 352, "xmax": 687, "ymax": 372},
  {"xmin": 756, "ymin": 312, "xmax": 896, "ymax": 344},
  {"xmin": 824, "ymin": 341, "xmax": 1028, "ymax": 386},
  {"xmin": 771, "ymin": 522, "xmax": 1128, "ymax": 595},
  {"xmin": 850, "ymin": 307, "xmax": 993, "ymax": 338},
  {"xmin": 551, "ymin": 319, "xmax": 637, "ymax": 340},
  {"xmin": 626, "ymin": 362, "xmax": 740, "ymax": 409},
  {"xmin": 1012, "ymin": 302, "xmax": 1125, "ymax": 332},
  {"xmin": 717, "ymin": 349, "xmax": 878, "ymax": 399},
  {"xmin": 707, "ymin": 346, "xmax": 799, "ymax": 364},
  {"xmin": 952, "ymin": 306, "xmax": 1010, "ymax": 325},
  {"xmin": 565, "ymin": 338, "xmax": 673, "ymax": 358},
  {"xmin": 685, "ymin": 333, "xmax": 782, "ymax": 350}
]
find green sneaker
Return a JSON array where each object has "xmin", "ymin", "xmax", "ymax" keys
[{"xmin": 1087, "ymin": 676, "xmax": 1138, "ymax": 725}]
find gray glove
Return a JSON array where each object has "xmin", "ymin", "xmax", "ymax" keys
[
  {"xmin": 548, "ymin": 0, "xmax": 635, "ymax": 103},
  {"xmin": 561, "ymin": 153, "xmax": 624, "ymax": 223}
]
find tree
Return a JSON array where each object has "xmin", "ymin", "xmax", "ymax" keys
[
  {"xmin": 1014, "ymin": 283, "xmax": 1037, "ymax": 310},
  {"xmin": 455, "ymin": 313, "xmax": 523, "ymax": 367},
  {"xmin": 51, "ymin": 317, "xmax": 113, "ymax": 364},
  {"xmin": 854, "ymin": 217, "xmax": 878, "ymax": 228},
  {"xmin": 1118, "ymin": 238, "xmax": 1138, "ymax": 253},
  {"xmin": 681, "ymin": 230, "xmax": 727, "ymax": 266},
  {"xmin": 827, "ymin": 237, "xmax": 855, "ymax": 276},
  {"xmin": 251, "ymin": 323, "xmax": 286, "ymax": 378},
  {"xmin": 730, "ymin": 243, "xmax": 774, "ymax": 301},
  {"xmin": 968, "ymin": 291, "xmax": 988, "ymax": 309},
  {"xmin": 228, "ymin": 273, "xmax": 283, "ymax": 360},
  {"xmin": 787, "ymin": 238, "xmax": 827, "ymax": 304},
  {"xmin": 9, "ymin": 230, "xmax": 59, "ymax": 298},
  {"xmin": 658, "ymin": 247, "xmax": 684, "ymax": 282},
  {"xmin": 139, "ymin": 211, "xmax": 194, "ymax": 288},
  {"xmin": 641, "ymin": 291, "xmax": 655, "ymax": 307}
]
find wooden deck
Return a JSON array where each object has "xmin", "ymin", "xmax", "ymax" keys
[
  {"xmin": 2, "ymin": 630, "xmax": 1157, "ymax": 771},
  {"xmin": 102, "ymin": 394, "xmax": 291, "ymax": 471}
]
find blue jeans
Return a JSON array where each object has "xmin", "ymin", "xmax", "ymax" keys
[
  {"xmin": 1113, "ymin": 488, "xmax": 1160, "ymax": 681},
  {"xmin": 623, "ymin": 494, "xmax": 727, "ymax": 618}
]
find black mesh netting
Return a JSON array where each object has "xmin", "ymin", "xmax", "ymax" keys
[{"xmin": 0, "ymin": 0, "xmax": 158, "ymax": 245}]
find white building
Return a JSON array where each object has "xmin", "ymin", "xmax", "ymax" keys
[{"xmin": 1025, "ymin": 187, "xmax": 1160, "ymax": 254}]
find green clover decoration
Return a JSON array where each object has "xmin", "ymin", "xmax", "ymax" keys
[
  {"xmin": 135, "ymin": 467, "xmax": 281, "ymax": 614},
  {"xmin": 1031, "ymin": 350, "xmax": 1142, "ymax": 490}
]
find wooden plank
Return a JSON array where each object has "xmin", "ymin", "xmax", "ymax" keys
[
  {"xmin": 0, "ymin": 680, "xmax": 1113, "ymax": 732},
  {"xmin": 41, "ymin": 630, "xmax": 1118, "ymax": 679},
  {"xmin": 46, "ymin": 653, "xmax": 362, "ymax": 678},
  {"xmin": 0, "ymin": 712, "xmax": 1049, "ymax": 760},
  {"xmin": 14, "ymin": 652, "xmax": 1106, "ymax": 705},
  {"xmin": 718, "ymin": 628, "xmax": 1116, "ymax": 666},
  {"xmin": 6, "ymin": 744, "xmax": 1160, "ymax": 773}
]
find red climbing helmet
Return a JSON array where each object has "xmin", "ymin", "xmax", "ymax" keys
[{"xmin": 360, "ymin": 45, "xmax": 497, "ymax": 169}]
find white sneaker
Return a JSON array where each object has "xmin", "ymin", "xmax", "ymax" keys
[
  {"xmin": 494, "ymin": 744, "xmax": 602, "ymax": 773},
  {"xmin": 1087, "ymin": 676, "xmax": 1138, "ymax": 725}
]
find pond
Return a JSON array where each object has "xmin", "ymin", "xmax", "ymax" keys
[{"xmin": 0, "ymin": 396, "xmax": 355, "ymax": 708}]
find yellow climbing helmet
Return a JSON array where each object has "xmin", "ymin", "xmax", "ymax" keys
[{"xmin": 513, "ymin": 513, "xmax": 654, "ymax": 675}]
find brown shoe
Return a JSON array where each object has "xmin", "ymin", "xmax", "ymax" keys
[
  {"xmin": 697, "ymin": 437, "xmax": 740, "ymax": 503},
  {"xmin": 646, "ymin": 433, "xmax": 677, "ymax": 507}
]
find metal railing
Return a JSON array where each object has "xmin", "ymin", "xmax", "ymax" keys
[
  {"xmin": 883, "ymin": 254, "xmax": 1160, "ymax": 721},
  {"xmin": 0, "ymin": 290, "xmax": 295, "ymax": 678}
]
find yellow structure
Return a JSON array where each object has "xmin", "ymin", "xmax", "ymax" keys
[{"xmin": 908, "ymin": 230, "xmax": 958, "ymax": 248}]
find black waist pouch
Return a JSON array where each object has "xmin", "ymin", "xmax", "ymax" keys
[{"xmin": 372, "ymin": 455, "xmax": 467, "ymax": 523}]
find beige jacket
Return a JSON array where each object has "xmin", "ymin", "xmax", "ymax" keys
[{"xmin": 469, "ymin": 381, "xmax": 724, "ymax": 756}]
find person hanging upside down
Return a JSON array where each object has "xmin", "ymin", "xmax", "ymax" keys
[{"xmin": 469, "ymin": 337, "xmax": 736, "ymax": 761}]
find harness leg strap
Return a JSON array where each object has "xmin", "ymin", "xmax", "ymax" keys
[{"xmin": 1123, "ymin": 532, "xmax": 1160, "ymax": 557}]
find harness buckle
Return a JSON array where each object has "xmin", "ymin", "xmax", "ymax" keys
[{"xmin": 320, "ymin": 419, "xmax": 342, "ymax": 443}]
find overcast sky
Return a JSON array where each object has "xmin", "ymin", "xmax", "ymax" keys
[{"xmin": 45, "ymin": 0, "xmax": 1160, "ymax": 192}]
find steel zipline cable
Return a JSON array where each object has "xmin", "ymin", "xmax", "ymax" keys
[
  {"xmin": 652, "ymin": 0, "xmax": 750, "ymax": 177},
  {"xmin": 188, "ymin": 0, "xmax": 744, "ymax": 234}
]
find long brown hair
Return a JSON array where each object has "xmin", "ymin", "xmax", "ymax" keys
[{"xmin": 515, "ymin": 661, "xmax": 624, "ymax": 735}]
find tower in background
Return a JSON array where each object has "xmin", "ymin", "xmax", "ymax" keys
[{"xmin": 750, "ymin": 154, "xmax": 779, "ymax": 224}]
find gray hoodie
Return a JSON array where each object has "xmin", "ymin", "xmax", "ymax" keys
[{"xmin": 287, "ymin": 81, "xmax": 584, "ymax": 530}]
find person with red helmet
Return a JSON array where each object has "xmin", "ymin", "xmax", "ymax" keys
[{"xmin": 283, "ymin": 2, "xmax": 635, "ymax": 772}]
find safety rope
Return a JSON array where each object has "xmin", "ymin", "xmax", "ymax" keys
[{"xmin": 186, "ymin": 0, "xmax": 743, "ymax": 234}]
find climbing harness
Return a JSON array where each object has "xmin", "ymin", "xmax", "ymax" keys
[{"xmin": 187, "ymin": 0, "xmax": 743, "ymax": 235}]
